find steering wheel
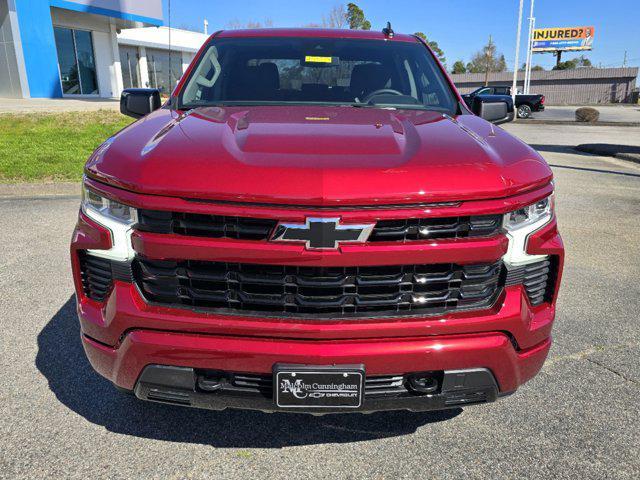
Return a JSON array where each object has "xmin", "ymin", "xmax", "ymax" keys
[{"xmin": 362, "ymin": 88, "xmax": 404, "ymax": 104}]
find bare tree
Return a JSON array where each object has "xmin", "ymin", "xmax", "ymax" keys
[
  {"xmin": 226, "ymin": 18, "xmax": 274, "ymax": 29},
  {"xmin": 225, "ymin": 18, "xmax": 243, "ymax": 29},
  {"xmin": 302, "ymin": 4, "xmax": 347, "ymax": 29},
  {"xmin": 323, "ymin": 4, "xmax": 347, "ymax": 28}
]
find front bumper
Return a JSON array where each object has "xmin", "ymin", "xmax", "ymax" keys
[
  {"xmin": 82, "ymin": 327, "xmax": 550, "ymax": 413},
  {"xmin": 71, "ymin": 182, "xmax": 563, "ymax": 413}
]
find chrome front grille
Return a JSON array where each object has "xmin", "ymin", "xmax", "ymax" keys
[{"xmin": 133, "ymin": 258, "xmax": 504, "ymax": 318}]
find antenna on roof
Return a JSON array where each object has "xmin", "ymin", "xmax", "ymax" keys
[
  {"xmin": 168, "ymin": 0, "xmax": 172, "ymax": 95},
  {"xmin": 382, "ymin": 22, "xmax": 394, "ymax": 38}
]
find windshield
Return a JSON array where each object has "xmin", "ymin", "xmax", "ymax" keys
[{"xmin": 179, "ymin": 37, "xmax": 458, "ymax": 113}]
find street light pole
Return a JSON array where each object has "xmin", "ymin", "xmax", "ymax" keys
[
  {"xmin": 525, "ymin": 17, "xmax": 535, "ymax": 93},
  {"xmin": 523, "ymin": 0, "xmax": 536, "ymax": 94},
  {"xmin": 511, "ymin": 0, "xmax": 525, "ymax": 109}
]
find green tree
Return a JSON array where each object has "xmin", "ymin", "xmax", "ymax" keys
[
  {"xmin": 414, "ymin": 32, "xmax": 446, "ymax": 65},
  {"xmin": 520, "ymin": 62, "xmax": 545, "ymax": 71},
  {"xmin": 466, "ymin": 38, "xmax": 507, "ymax": 74},
  {"xmin": 451, "ymin": 60, "xmax": 467, "ymax": 74},
  {"xmin": 552, "ymin": 55, "xmax": 592, "ymax": 70},
  {"xmin": 346, "ymin": 3, "xmax": 371, "ymax": 30}
]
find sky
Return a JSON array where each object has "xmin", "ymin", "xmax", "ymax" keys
[{"xmin": 163, "ymin": 0, "xmax": 640, "ymax": 71}]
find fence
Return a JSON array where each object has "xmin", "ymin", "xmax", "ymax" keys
[{"xmin": 450, "ymin": 67, "xmax": 639, "ymax": 105}]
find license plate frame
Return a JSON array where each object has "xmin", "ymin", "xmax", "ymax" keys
[{"xmin": 274, "ymin": 364, "xmax": 365, "ymax": 409}]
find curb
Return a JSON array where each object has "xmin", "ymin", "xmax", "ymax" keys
[
  {"xmin": 0, "ymin": 182, "xmax": 80, "ymax": 199},
  {"xmin": 575, "ymin": 144, "xmax": 640, "ymax": 164},
  {"xmin": 519, "ymin": 120, "xmax": 640, "ymax": 127}
]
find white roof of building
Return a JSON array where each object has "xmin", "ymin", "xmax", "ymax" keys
[{"xmin": 117, "ymin": 26, "xmax": 209, "ymax": 53}]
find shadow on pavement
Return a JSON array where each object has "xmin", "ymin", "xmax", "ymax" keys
[
  {"xmin": 528, "ymin": 144, "xmax": 593, "ymax": 155},
  {"xmin": 36, "ymin": 297, "xmax": 460, "ymax": 448},
  {"xmin": 547, "ymin": 164, "xmax": 640, "ymax": 178},
  {"xmin": 575, "ymin": 143, "xmax": 640, "ymax": 161}
]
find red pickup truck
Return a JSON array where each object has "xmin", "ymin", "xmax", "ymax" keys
[{"xmin": 71, "ymin": 27, "xmax": 563, "ymax": 413}]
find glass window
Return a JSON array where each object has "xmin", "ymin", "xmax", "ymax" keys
[
  {"xmin": 120, "ymin": 46, "xmax": 140, "ymax": 89},
  {"xmin": 179, "ymin": 37, "xmax": 457, "ymax": 113},
  {"xmin": 74, "ymin": 30, "xmax": 97, "ymax": 94},
  {"xmin": 147, "ymin": 48, "xmax": 183, "ymax": 95},
  {"xmin": 53, "ymin": 27, "xmax": 98, "ymax": 95},
  {"xmin": 54, "ymin": 27, "xmax": 80, "ymax": 94}
]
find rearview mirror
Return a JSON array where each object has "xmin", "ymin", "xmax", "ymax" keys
[
  {"xmin": 120, "ymin": 88, "xmax": 161, "ymax": 119},
  {"xmin": 471, "ymin": 95, "xmax": 514, "ymax": 125}
]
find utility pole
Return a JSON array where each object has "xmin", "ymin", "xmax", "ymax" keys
[
  {"xmin": 204, "ymin": 19, "xmax": 209, "ymax": 35},
  {"xmin": 523, "ymin": 0, "xmax": 535, "ymax": 94},
  {"xmin": 511, "ymin": 0, "xmax": 524, "ymax": 105},
  {"xmin": 623, "ymin": 50, "xmax": 627, "ymax": 67}
]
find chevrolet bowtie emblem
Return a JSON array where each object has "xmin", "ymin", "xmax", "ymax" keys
[{"xmin": 270, "ymin": 217, "xmax": 375, "ymax": 250}]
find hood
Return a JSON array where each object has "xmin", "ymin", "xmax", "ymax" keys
[{"xmin": 86, "ymin": 105, "xmax": 552, "ymax": 206}]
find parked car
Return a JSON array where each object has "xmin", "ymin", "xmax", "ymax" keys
[
  {"xmin": 462, "ymin": 86, "xmax": 545, "ymax": 119},
  {"xmin": 71, "ymin": 28, "xmax": 563, "ymax": 414}
]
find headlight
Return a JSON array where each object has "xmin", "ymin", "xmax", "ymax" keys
[
  {"xmin": 82, "ymin": 184, "xmax": 137, "ymax": 225},
  {"xmin": 503, "ymin": 194, "xmax": 554, "ymax": 266},
  {"xmin": 503, "ymin": 195, "xmax": 553, "ymax": 231},
  {"xmin": 81, "ymin": 181, "xmax": 137, "ymax": 261}
]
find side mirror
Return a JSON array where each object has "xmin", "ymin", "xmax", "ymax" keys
[
  {"xmin": 471, "ymin": 95, "xmax": 514, "ymax": 125},
  {"xmin": 120, "ymin": 88, "xmax": 161, "ymax": 119}
]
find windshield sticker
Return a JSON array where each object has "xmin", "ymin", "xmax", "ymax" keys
[{"xmin": 304, "ymin": 55, "xmax": 333, "ymax": 64}]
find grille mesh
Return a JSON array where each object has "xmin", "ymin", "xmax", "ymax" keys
[
  {"xmin": 133, "ymin": 258, "xmax": 503, "ymax": 317},
  {"xmin": 136, "ymin": 210, "xmax": 503, "ymax": 243}
]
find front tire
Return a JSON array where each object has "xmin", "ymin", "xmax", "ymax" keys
[{"xmin": 517, "ymin": 104, "xmax": 532, "ymax": 119}]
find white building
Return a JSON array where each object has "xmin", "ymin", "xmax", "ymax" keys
[
  {"xmin": 0, "ymin": 0, "xmax": 209, "ymax": 99},
  {"xmin": 117, "ymin": 26, "xmax": 209, "ymax": 94}
]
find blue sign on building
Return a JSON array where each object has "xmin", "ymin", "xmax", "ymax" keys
[{"xmin": 1, "ymin": 0, "xmax": 163, "ymax": 98}]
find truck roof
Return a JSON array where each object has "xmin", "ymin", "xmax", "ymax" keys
[{"xmin": 215, "ymin": 28, "xmax": 418, "ymax": 43}]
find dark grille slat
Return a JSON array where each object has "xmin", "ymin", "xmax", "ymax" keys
[
  {"xmin": 137, "ymin": 210, "xmax": 278, "ymax": 240},
  {"xmin": 371, "ymin": 215, "xmax": 502, "ymax": 242},
  {"xmin": 137, "ymin": 210, "xmax": 502, "ymax": 242},
  {"xmin": 134, "ymin": 258, "xmax": 503, "ymax": 318}
]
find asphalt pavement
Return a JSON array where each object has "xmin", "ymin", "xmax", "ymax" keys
[{"xmin": 1, "ymin": 123, "xmax": 639, "ymax": 479}]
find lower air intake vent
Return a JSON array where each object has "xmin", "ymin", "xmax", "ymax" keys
[
  {"xmin": 79, "ymin": 253, "xmax": 113, "ymax": 301},
  {"xmin": 195, "ymin": 371, "xmax": 411, "ymax": 397},
  {"xmin": 505, "ymin": 258, "xmax": 558, "ymax": 306}
]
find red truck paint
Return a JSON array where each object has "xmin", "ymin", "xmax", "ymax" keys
[{"xmin": 71, "ymin": 28, "xmax": 563, "ymax": 413}]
